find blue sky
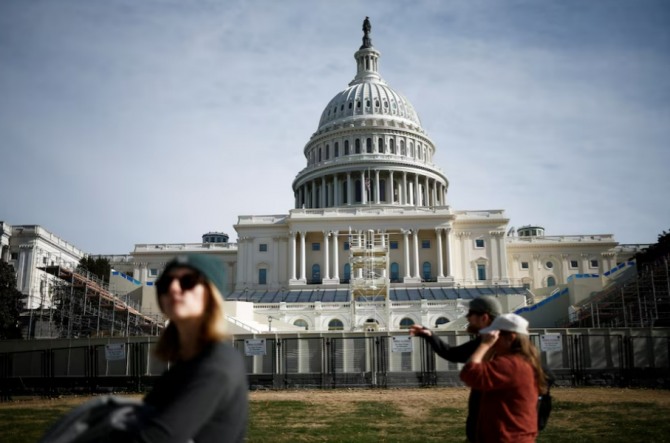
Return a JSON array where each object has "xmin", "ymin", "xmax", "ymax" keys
[{"xmin": 1, "ymin": 0, "xmax": 668, "ymax": 254}]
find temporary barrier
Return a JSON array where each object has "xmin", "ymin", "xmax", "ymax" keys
[{"xmin": 0, "ymin": 329, "xmax": 668, "ymax": 398}]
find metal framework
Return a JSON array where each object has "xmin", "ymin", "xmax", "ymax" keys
[
  {"xmin": 566, "ymin": 256, "xmax": 670, "ymax": 328},
  {"xmin": 348, "ymin": 230, "xmax": 389, "ymax": 331},
  {"xmin": 27, "ymin": 265, "xmax": 164, "ymax": 338}
]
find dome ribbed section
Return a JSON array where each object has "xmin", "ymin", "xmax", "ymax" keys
[{"xmin": 317, "ymin": 82, "xmax": 421, "ymax": 130}]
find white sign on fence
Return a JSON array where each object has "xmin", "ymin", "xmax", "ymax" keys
[
  {"xmin": 244, "ymin": 339, "xmax": 267, "ymax": 356},
  {"xmin": 105, "ymin": 343, "xmax": 126, "ymax": 361},
  {"xmin": 391, "ymin": 336, "xmax": 413, "ymax": 353},
  {"xmin": 540, "ymin": 333, "xmax": 563, "ymax": 352}
]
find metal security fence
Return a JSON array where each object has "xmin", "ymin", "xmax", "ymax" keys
[{"xmin": 0, "ymin": 329, "xmax": 668, "ymax": 398}]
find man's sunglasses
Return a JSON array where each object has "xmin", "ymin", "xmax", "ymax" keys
[{"xmin": 156, "ymin": 273, "xmax": 203, "ymax": 295}]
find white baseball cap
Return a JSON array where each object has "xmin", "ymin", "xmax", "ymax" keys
[{"xmin": 479, "ymin": 313, "xmax": 529, "ymax": 335}]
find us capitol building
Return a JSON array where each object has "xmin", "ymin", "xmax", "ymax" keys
[{"xmin": 1, "ymin": 19, "xmax": 642, "ymax": 334}]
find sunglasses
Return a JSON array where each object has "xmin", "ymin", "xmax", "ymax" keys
[
  {"xmin": 466, "ymin": 310, "xmax": 485, "ymax": 317},
  {"xmin": 157, "ymin": 273, "xmax": 203, "ymax": 295}
]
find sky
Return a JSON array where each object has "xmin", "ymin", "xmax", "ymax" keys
[{"xmin": 1, "ymin": 0, "xmax": 668, "ymax": 254}]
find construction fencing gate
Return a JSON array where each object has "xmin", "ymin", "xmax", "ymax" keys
[{"xmin": 1, "ymin": 328, "xmax": 668, "ymax": 398}]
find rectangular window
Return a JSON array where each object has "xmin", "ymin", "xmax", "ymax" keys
[
  {"xmin": 343, "ymin": 242, "xmax": 350, "ymax": 251},
  {"xmin": 312, "ymin": 242, "xmax": 320, "ymax": 251},
  {"xmin": 475, "ymin": 239, "xmax": 485, "ymax": 248},
  {"xmin": 477, "ymin": 264, "xmax": 486, "ymax": 281},
  {"xmin": 149, "ymin": 268, "xmax": 159, "ymax": 277},
  {"xmin": 590, "ymin": 259, "xmax": 599, "ymax": 268},
  {"xmin": 259, "ymin": 243, "xmax": 268, "ymax": 252},
  {"xmin": 10, "ymin": 252, "xmax": 18, "ymax": 260},
  {"xmin": 421, "ymin": 240, "xmax": 430, "ymax": 249},
  {"xmin": 570, "ymin": 260, "xmax": 579, "ymax": 269},
  {"xmin": 390, "ymin": 241, "xmax": 398, "ymax": 250},
  {"xmin": 258, "ymin": 268, "xmax": 267, "ymax": 285},
  {"xmin": 42, "ymin": 257, "xmax": 47, "ymax": 264},
  {"xmin": 523, "ymin": 283, "xmax": 531, "ymax": 290},
  {"xmin": 521, "ymin": 262, "xmax": 529, "ymax": 269}
]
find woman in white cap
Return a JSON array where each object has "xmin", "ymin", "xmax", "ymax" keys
[{"xmin": 460, "ymin": 313, "xmax": 548, "ymax": 443}]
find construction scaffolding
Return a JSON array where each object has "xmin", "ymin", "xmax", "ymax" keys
[
  {"xmin": 566, "ymin": 256, "xmax": 670, "ymax": 328},
  {"xmin": 27, "ymin": 265, "xmax": 164, "ymax": 338},
  {"xmin": 349, "ymin": 230, "xmax": 389, "ymax": 331}
]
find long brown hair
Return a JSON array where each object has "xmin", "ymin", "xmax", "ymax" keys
[
  {"xmin": 486, "ymin": 331, "xmax": 548, "ymax": 394},
  {"xmin": 154, "ymin": 280, "xmax": 228, "ymax": 362}
]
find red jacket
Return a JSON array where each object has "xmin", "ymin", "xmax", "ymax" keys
[{"xmin": 461, "ymin": 354, "xmax": 538, "ymax": 443}]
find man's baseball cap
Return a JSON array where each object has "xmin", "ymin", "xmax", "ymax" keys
[{"xmin": 469, "ymin": 295, "xmax": 502, "ymax": 318}]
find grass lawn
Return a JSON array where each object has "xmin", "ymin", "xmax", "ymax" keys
[{"xmin": 1, "ymin": 387, "xmax": 669, "ymax": 442}]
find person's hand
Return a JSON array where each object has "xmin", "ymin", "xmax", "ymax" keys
[
  {"xmin": 409, "ymin": 324, "xmax": 431, "ymax": 337},
  {"xmin": 480, "ymin": 330, "xmax": 499, "ymax": 346}
]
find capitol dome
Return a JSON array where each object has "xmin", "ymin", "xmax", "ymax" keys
[{"xmin": 292, "ymin": 18, "xmax": 448, "ymax": 211}]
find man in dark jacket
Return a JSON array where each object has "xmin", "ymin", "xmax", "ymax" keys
[{"xmin": 410, "ymin": 295, "xmax": 502, "ymax": 443}]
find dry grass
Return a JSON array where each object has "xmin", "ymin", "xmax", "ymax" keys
[{"xmin": 2, "ymin": 387, "xmax": 670, "ymax": 442}]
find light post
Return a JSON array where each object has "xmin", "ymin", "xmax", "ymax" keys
[{"xmin": 268, "ymin": 315, "xmax": 274, "ymax": 332}]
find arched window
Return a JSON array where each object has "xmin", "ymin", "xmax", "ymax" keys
[
  {"xmin": 400, "ymin": 140, "xmax": 406, "ymax": 156},
  {"xmin": 409, "ymin": 142, "xmax": 414, "ymax": 157},
  {"xmin": 547, "ymin": 276, "xmax": 556, "ymax": 287},
  {"xmin": 389, "ymin": 139, "xmax": 395, "ymax": 154},
  {"xmin": 325, "ymin": 144, "xmax": 330, "ymax": 160},
  {"xmin": 312, "ymin": 264, "xmax": 321, "ymax": 284},
  {"xmin": 435, "ymin": 317, "xmax": 449, "ymax": 328},
  {"xmin": 328, "ymin": 319, "xmax": 344, "ymax": 331},
  {"xmin": 390, "ymin": 262, "xmax": 400, "ymax": 282},
  {"xmin": 355, "ymin": 139, "xmax": 361, "ymax": 154},
  {"xmin": 343, "ymin": 263, "xmax": 351, "ymax": 283},
  {"xmin": 399, "ymin": 317, "xmax": 415, "ymax": 330},
  {"xmin": 378, "ymin": 138, "xmax": 384, "ymax": 153},
  {"xmin": 294, "ymin": 319, "xmax": 308, "ymax": 330},
  {"xmin": 366, "ymin": 138, "xmax": 372, "ymax": 153},
  {"xmin": 334, "ymin": 142, "xmax": 339, "ymax": 157},
  {"xmin": 344, "ymin": 140, "xmax": 350, "ymax": 155},
  {"xmin": 422, "ymin": 261, "xmax": 432, "ymax": 281}
]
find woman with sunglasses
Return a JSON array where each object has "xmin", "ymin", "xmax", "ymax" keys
[
  {"xmin": 460, "ymin": 313, "xmax": 548, "ymax": 443},
  {"xmin": 136, "ymin": 254, "xmax": 248, "ymax": 443}
]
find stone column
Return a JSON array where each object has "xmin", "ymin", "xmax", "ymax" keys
[
  {"xmin": 311, "ymin": 181, "xmax": 316, "ymax": 208},
  {"xmin": 389, "ymin": 171, "xmax": 394, "ymax": 203},
  {"xmin": 374, "ymin": 170, "xmax": 380, "ymax": 203},
  {"xmin": 289, "ymin": 231, "xmax": 297, "ymax": 281},
  {"xmin": 361, "ymin": 170, "xmax": 366, "ymax": 204},
  {"xmin": 321, "ymin": 176, "xmax": 326, "ymax": 208},
  {"xmin": 323, "ymin": 231, "xmax": 330, "ymax": 280},
  {"xmin": 414, "ymin": 174, "xmax": 419, "ymax": 206},
  {"xmin": 402, "ymin": 172, "xmax": 407, "ymax": 205},
  {"xmin": 334, "ymin": 175, "xmax": 339, "ymax": 206},
  {"xmin": 403, "ymin": 229, "xmax": 411, "ymax": 278},
  {"xmin": 300, "ymin": 231, "xmax": 307, "ymax": 282},
  {"xmin": 445, "ymin": 228, "xmax": 453, "ymax": 278},
  {"xmin": 346, "ymin": 172, "xmax": 352, "ymax": 205},
  {"xmin": 424, "ymin": 176, "xmax": 429, "ymax": 206},
  {"xmin": 436, "ymin": 228, "xmax": 444, "ymax": 278},
  {"xmin": 413, "ymin": 229, "xmax": 420, "ymax": 278},
  {"xmin": 332, "ymin": 231, "xmax": 340, "ymax": 280}
]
